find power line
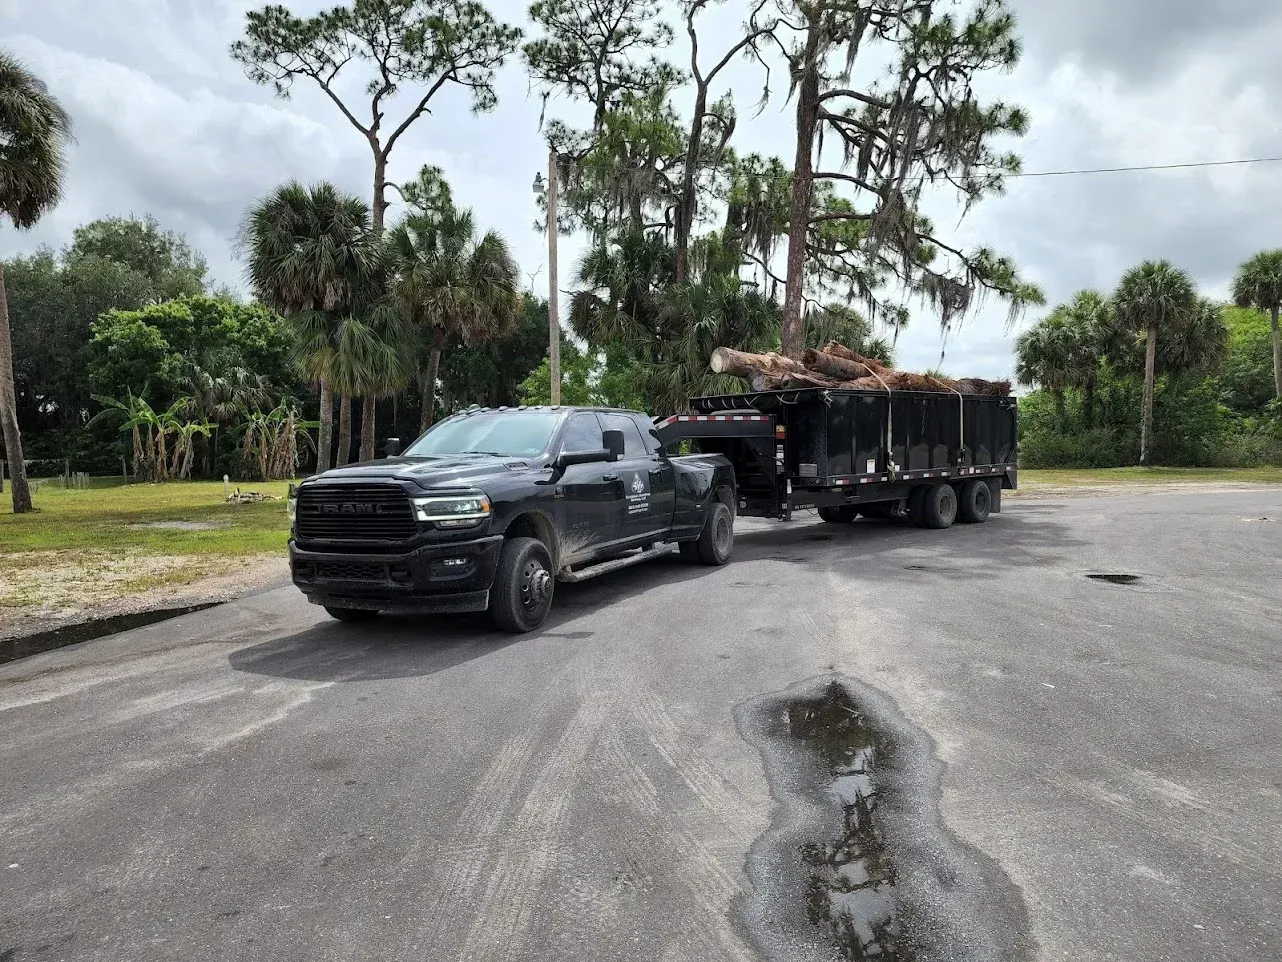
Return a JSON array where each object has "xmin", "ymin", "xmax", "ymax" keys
[{"xmin": 1006, "ymin": 156, "xmax": 1282, "ymax": 178}]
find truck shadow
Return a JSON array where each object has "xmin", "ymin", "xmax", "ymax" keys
[
  {"xmin": 227, "ymin": 553, "xmax": 726, "ymax": 683},
  {"xmin": 228, "ymin": 503, "xmax": 1074, "ymax": 683}
]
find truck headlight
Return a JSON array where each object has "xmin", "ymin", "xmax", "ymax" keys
[{"xmin": 411, "ymin": 492, "xmax": 492, "ymax": 528}]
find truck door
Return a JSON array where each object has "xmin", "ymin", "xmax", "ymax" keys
[
  {"xmin": 556, "ymin": 412, "xmax": 627, "ymax": 560},
  {"xmin": 600, "ymin": 412, "xmax": 674, "ymax": 542}
]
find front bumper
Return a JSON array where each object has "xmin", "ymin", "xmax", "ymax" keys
[{"xmin": 290, "ymin": 534, "xmax": 505, "ymax": 614}]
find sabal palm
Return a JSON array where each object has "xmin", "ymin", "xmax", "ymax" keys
[
  {"xmin": 1015, "ymin": 309, "xmax": 1077, "ymax": 421},
  {"xmin": 569, "ymin": 228, "xmax": 675, "ymax": 354},
  {"xmin": 1160, "ymin": 297, "xmax": 1228, "ymax": 377},
  {"xmin": 241, "ymin": 181, "xmax": 380, "ymax": 471},
  {"xmin": 1058, "ymin": 290, "xmax": 1117, "ymax": 427},
  {"xmin": 387, "ymin": 207, "xmax": 521, "ymax": 432},
  {"xmin": 1113, "ymin": 261, "xmax": 1197, "ymax": 464},
  {"xmin": 1231, "ymin": 249, "xmax": 1282, "ymax": 399},
  {"xmin": 0, "ymin": 51, "xmax": 71, "ymax": 513}
]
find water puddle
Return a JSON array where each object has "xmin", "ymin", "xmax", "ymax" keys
[
  {"xmin": 739, "ymin": 678, "xmax": 1033, "ymax": 962},
  {"xmin": 1, "ymin": 604, "xmax": 218, "ymax": 665},
  {"xmin": 787, "ymin": 683, "xmax": 908, "ymax": 960}
]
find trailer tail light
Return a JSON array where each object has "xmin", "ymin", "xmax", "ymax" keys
[{"xmin": 775, "ymin": 425, "xmax": 786, "ymax": 439}]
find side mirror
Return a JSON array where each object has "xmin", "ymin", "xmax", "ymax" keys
[
  {"xmin": 384, "ymin": 437, "xmax": 401, "ymax": 457},
  {"xmin": 556, "ymin": 448, "xmax": 609, "ymax": 470},
  {"xmin": 602, "ymin": 429, "xmax": 625, "ymax": 462}
]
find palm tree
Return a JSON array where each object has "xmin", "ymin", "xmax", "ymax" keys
[
  {"xmin": 1231, "ymin": 250, "xmax": 1282, "ymax": 400},
  {"xmin": 1015, "ymin": 309, "xmax": 1076, "ymax": 421},
  {"xmin": 1160, "ymin": 297, "xmax": 1228, "ymax": 377},
  {"xmin": 1113, "ymin": 261, "xmax": 1197, "ymax": 464},
  {"xmin": 387, "ymin": 206, "xmax": 521, "ymax": 432},
  {"xmin": 0, "ymin": 52, "xmax": 72, "ymax": 513},
  {"xmin": 1057, "ymin": 290, "xmax": 1118, "ymax": 428},
  {"xmin": 240, "ymin": 181, "xmax": 380, "ymax": 472}
]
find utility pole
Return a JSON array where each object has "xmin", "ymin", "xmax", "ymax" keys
[{"xmin": 545, "ymin": 148, "xmax": 561, "ymax": 405}]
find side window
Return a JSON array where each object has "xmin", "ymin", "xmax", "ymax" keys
[
  {"xmin": 600, "ymin": 413, "xmax": 648, "ymax": 458},
  {"xmin": 560, "ymin": 413, "xmax": 604, "ymax": 453}
]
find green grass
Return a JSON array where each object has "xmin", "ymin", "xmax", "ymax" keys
[
  {"xmin": 0, "ymin": 479, "xmax": 293, "ymax": 555},
  {"xmin": 1019, "ymin": 466, "xmax": 1282, "ymax": 490}
]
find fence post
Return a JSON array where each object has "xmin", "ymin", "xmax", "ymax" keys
[{"xmin": 121, "ymin": 457, "xmax": 128, "ymax": 484}]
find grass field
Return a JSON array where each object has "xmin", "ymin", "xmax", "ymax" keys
[
  {"xmin": 1016, "ymin": 466, "xmax": 1282, "ymax": 492},
  {"xmin": 0, "ymin": 479, "xmax": 293, "ymax": 626}
]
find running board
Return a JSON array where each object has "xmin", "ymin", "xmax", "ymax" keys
[{"xmin": 557, "ymin": 543, "xmax": 679, "ymax": 583}]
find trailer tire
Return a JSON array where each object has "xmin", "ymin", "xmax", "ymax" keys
[
  {"xmin": 696, "ymin": 501, "xmax": 734, "ymax": 565},
  {"xmin": 489, "ymin": 537, "xmax": 555, "ymax": 633},
  {"xmin": 908, "ymin": 486, "xmax": 930, "ymax": 527},
  {"xmin": 957, "ymin": 479, "xmax": 992, "ymax": 523},
  {"xmin": 324, "ymin": 606, "xmax": 379, "ymax": 622},
  {"xmin": 922, "ymin": 483, "xmax": 958, "ymax": 529},
  {"xmin": 818, "ymin": 505, "xmax": 858, "ymax": 523}
]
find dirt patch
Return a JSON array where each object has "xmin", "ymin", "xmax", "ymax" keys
[
  {"xmin": 127, "ymin": 520, "xmax": 231, "ymax": 531},
  {"xmin": 0, "ymin": 552, "xmax": 288, "ymax": 641}
]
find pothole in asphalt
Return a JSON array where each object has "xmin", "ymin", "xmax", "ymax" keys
[
  {"xmin": 804, "ymin": 534, "xmax": 837, "ymax": 542},
  {"xmin": 738, "ymin": 679, "xmax": 1034, "ymax": 962},
  {"xmin": 1086, "ymin": 573, "xmax": 1141, "ymax": 585}
]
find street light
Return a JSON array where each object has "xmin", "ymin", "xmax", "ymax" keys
[{"xmin": 533, "ymin": 155, "xmax": 561, "ymax": 405}]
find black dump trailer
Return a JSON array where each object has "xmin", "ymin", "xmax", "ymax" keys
[{"xmin": 654, "ymin": 387, "xmax": 1018, "ymax": 528}]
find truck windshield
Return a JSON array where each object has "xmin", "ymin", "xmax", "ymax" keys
[{"xmin": 403, "ymin": 411, "xmax": 562, "ymax": 458}]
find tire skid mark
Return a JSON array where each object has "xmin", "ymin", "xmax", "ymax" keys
[
  {"xmin": 451, "ymin": 686, "xmax": 614, "ymax": 962},
  {"xmin": 417, "ymin": 660, "xmax": 588, "ymax": 948},
  {"xmin": 631, "ymin": 686, "xmax": 759, "ymax": 845},
  {"xmin": 603, "ymin": 723, "xmax": 757, "ymax": 962}
]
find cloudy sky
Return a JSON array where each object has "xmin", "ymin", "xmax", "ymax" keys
[{"xmin": 3, "ymin": 0, "xmax": 1281, "ymax": 380}]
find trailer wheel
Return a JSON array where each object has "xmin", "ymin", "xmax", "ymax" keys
[
  {"xmin": 489, "ymin": 537, "xmax": 556, "ymax": 633},
  {"xmin": 908, "ymin": 486, "xmax": 930, "ymax": 527},
  {"xmin": 324, "ymin": 606, "xmax": 379, "ymax": 622},
  {"xmin": 957, "ymin": 479, "xmax": 992, "ymax": 523},
  {"xmin": 818, "ymin": 505, "xmax": 858, "ymax": 523},
  {"xmin": 695, "ymin": 501, "xmax": 734, "ymax": 565},
  {"xmin": 921, "ymin": 483, "xmax": 958, "ymax": 529}
]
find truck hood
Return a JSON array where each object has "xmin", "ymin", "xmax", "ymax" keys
[{"xmin": 307, "ymin": 454, "xmax": 543, "ymax": 490}]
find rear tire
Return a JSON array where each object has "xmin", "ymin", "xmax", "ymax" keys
[
  {"xmin": 489, "ymin": 537, "xmax": 555, "ymax": 633},
  {"xmin": 696, "ymin": 501, "xmax": 734, "ymax": 565},
  {"xmin": 324, "ymin": 606, "xmax": 379, "ymax": 622},
  {"xmin": 957, "ymin": 479, "xmax": 992, "ymax": 523},
  {"xmin": 818, "ymin": 505, "xmax": 858, "ymax": 523},
  {"xmin": 921, "ymin": 483, "xmax": 959, "ymax": 529}
]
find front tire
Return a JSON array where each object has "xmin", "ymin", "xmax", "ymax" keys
[
  {"xmin": 818, "ymin": 505, "xmax": 858, "ymax": 523},
  {"xmin": 490, "ymin": 537, "xmax": 555, "ymax": 633},
  {"xmin": 957, "ymin": 479, "xmax": 992, "ymax": 523},
  {"xmin": 324, "ymin": 606, "xmax": 379, "ymax": 623}
]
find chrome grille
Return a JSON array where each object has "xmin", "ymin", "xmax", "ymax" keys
[{"xmin": 295, "ymin": 484, "xmax": 416, "ymax": 543}]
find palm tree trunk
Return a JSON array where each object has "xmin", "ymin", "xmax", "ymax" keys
[
  {"xmin": 1084, "ymin": 373, "xmax": 1097, "ymax": 429},
  {"xmin": 1140, "ymin": 323, "xmax": 1158, "ymax": 465},
  {"xmin": 420, "ymin": 329, "xmax": 445, "ymax": 433},
  {"xmin": 316, "ymin": 379, "xmax": 333, "ymax": 473},
  {"xmin": 0, "ymin": 263, "xmax": 33, "ymax": 512},
  {"xmin": 359, "ymin": 396, "xmax": 376, "ymax": 462},
  {"xmin": 337, "ymin": 395, "xmax": 352, "ymax": 466},
  {"xmin": 1271, "ymin": 307, "xmax": 1281, "ymax": 400}
]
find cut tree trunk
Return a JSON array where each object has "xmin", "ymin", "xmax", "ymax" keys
[
  {"xmin": 710, "ymin": 347, "xmax": 810, "ymax": 379},
  {"xmin": 1140, "ymin": 323, "xmax": 1158, "ymax": 465},
  {"xmin": 0, "ymin": 262, "xmax": 33, "ymax": 513},
  {"xmin": 359, "ymin": 396, "xmax": 376, "ymax": 462},
  {"xmin": 337, "ymin": 395, "xmax": 353, "ymax": 466},
  {"xmin": 802, "ymin": 348, "xmax": 879, "ymax": 381},
  {"xmin": 316, "ymin": 379, "xmax": 333, "ymax": 473}
]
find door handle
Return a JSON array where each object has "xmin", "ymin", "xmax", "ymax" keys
[{"xmin": 602, "ymin": 473, "xmax": 620, "ymax": 482}]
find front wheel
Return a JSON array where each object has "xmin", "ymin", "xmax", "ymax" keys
[
  {"xmin": 324, "ymin": 606, "xmax": 379, "ymax": 623},
  {"xmin": 818, "ymin": 505, "xmax": 858, "ymax": 523},
  {"xmin": 490, "ymin": 537, "xmax": 556, "ymax": 633}
]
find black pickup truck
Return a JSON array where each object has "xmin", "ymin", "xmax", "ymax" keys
[{"xmin": 288, "ymin": 406, "xmax": 737, "ymax": 632}]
